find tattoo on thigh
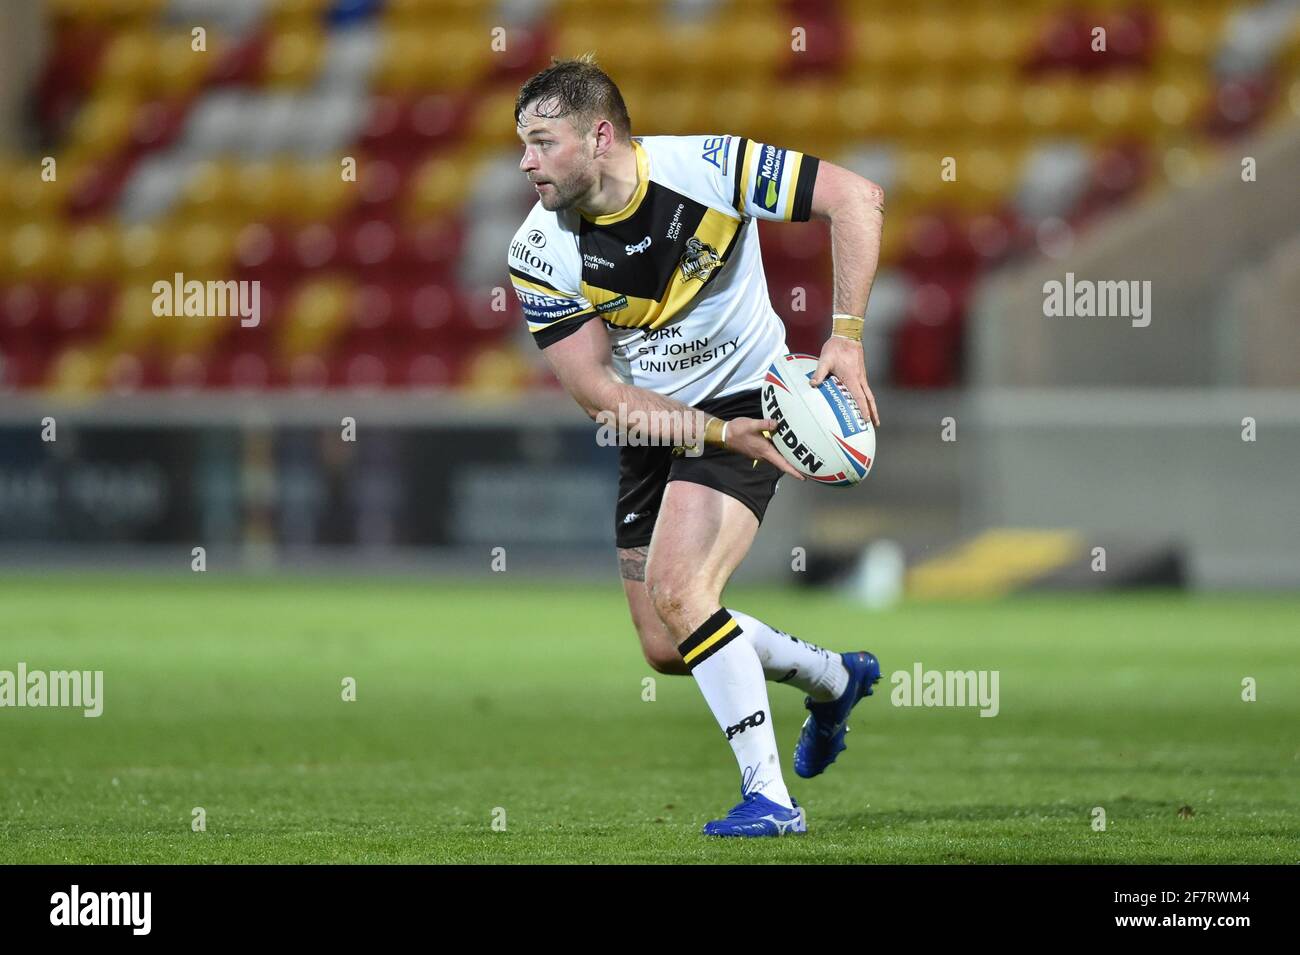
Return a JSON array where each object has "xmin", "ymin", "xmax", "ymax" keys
[{"xmin": 618, "ymin": 546, "xmax": 649, "ymax": 582}]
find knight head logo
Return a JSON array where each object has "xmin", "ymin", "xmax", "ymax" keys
[{"xmin": 679, "ymin": 237, "xmax": 721, "ymax": 283}]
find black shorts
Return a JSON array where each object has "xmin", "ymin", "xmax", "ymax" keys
[{"xmin": 614, "ymin": 388, "xmax": 783, "ymax": 549}]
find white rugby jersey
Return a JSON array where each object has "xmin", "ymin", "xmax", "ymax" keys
[{"xmin": 507, "ymin": 134, "xmax": 821, "ymax": 406}]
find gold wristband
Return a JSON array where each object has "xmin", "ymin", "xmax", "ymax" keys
[
  {"xmin": 704, "ymin": 415, "xmax": 727, "ymax": 447},
  {"xmin": 832, "ymin": 314, "xmax": 864, "ymax": 341}
]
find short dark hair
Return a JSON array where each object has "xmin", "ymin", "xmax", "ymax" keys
[{"xmin": 514, "ymin": 53, "xmax": 632, "ymax": 142}]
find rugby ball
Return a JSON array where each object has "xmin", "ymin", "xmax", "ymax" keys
[{"xmin": 761, "ymin": 353, "xmax": 875, "ymax": 486}]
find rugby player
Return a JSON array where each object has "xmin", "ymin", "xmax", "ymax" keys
[{"xmin": 507, "ymin": 55, "xmax": 886, "ymax": 837}]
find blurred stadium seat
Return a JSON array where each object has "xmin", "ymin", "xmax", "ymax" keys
[{"xmin": 2, "ymin": 0, "xmax": 1297, "ymax": 393}]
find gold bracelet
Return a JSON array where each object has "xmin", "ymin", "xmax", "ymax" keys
[
  {"xmin": 832, "ymin": 314, "xmax": 864, "ymax": 342},
  {"xmin": 704, "ymin": 415, "xmax": 727, "ymax": 447}
]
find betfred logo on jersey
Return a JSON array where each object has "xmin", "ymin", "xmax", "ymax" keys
[
  {"xmin": 513, "ymin": 287, "xmax": 583, "ymax": 322},
  {"xmin": 510, "ymin": 240, "xmax": 554, "ymax": 277},
  {"xmin": 753, "ymin": 144, "xmax": 785, "ymax": 213}
]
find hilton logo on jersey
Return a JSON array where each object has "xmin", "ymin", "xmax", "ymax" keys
[
  {"xmin": 510, "ymin": 240, "xmax": 553, "ymax": 277},
  {"xmin": 679, "ymin": 237, "xmax": 721, "ymax": 283}
]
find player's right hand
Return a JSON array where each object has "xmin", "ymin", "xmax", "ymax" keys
[{"xmin": 725, "ymin": 417, "xmax": 805, "ymax": 481}]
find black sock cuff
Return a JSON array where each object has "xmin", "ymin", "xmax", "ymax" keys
[{"xmin": 678, "ymin": 608, "xmax": 742, "ymax": 671}]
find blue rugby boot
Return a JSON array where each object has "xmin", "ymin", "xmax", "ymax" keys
[
  {"xmin": 701, "ymin": 793, "xmax": 807, "ymax": 837},
  {"xmin": 793, "ymin": 650, "xmax": 881, "ymax": 779}
]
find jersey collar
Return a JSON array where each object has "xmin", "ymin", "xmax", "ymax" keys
[{"xmin": 581, "ymin": 139, "xmax": 648, "ymax": 226}]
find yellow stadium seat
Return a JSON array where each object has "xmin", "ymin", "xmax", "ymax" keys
[
  {"xmin": 637, "ymin": 86, "xmax": 712, "ymax": 136},
  {"xmin": 407, "ymin": 152, "xmax": 472, "ymax": 218},
  {"xmin": 373, "ymin": 31, "xmax": 424, "ymax": 91},
  {"xmin": 265, "ymin": 0, "xmax": 332, "ymax": 25},
  {"xmin": 467, "ymin": 89, "xmax": 524, "ymax": 151},
  {"xmin": 119, "ymin": 223, "xmax": 168, "ymax": 275},
  {"xmin": 65, "ymin": 92, "xmax": 139, "ymax": 162},
  {"xmin": 420, "ymin": 30, "xmax": 493, "ymax": 90},
  {"xmin": 834, "ymin": 83, "xmax": 900, "ymax": 140},
  {"xmin": 1087, "ymin": 80, "xmax": 1150, "ymax": 139},
  {"xmin": 6, "ymin": 223, "xmax": 66, "ymax": 280},
  {"xmin": 899, "ymin": 150, "xmax": 947, "ymax": 205},
  {"xmin": 702, "ymin": 84, "xmax": 769, "ymax": 137},
  {"xmin": 4, "ymin": 158, "xmax": 77, "ymax": 221},
  {"xmin": 178, "ymin": 160, "xmax": 240, "ymax": 218},
  {"xmin": 46, "ymin": 346, "xmax": 109, "ymax": 397},
  {"xmin": 959, "ymin": 81, "xmax": 1018, "ymax": 133},
  {"xmin": 280, "ymin": 278, "xmax": 353, "ymax": 357},
  {"xmin": 174, "ymin": 222, "xmax": 236, "ymax": 276},
  {"xmin": 848, "ymin": 16, "xmax": 908, "ymax": 71},
  {"xmin": 264, "ymin": 28, "xmax": 326, "ymax": 89},
  {"xmin": 1156, "ymin": 9, "xmax": 1228, "ymax": 69},
  {"xmin": 283, "ymin": 159, "xmax": 354, "ymax": 223},
  {"xmin": 228, "ymin": 160, "xmax": 293, "ymax": 218},
  {"xmin": 65, "ymin": 223, "xmax": 120, "ymax": 281},
  {"xmin": 552, "ymin": 0, "xmax": 664, "ymax": 19},
  {"xmin": 384, "ymin": 0, "xmax": 483, "ymax": 22},
  {"xmin": 147, "ymin": 31, "xmax": 217, "ymax": 95},
  {"xmin": 963, "ymin": 14, "xmax": 1039, "ymax": 73},
  {"xmin": 99, "ymin": 31, "xmax": 158, "ymax": 90},
  {"xmin": 261, "ymin": 158, "xmax": 319, "ymax": 219},
  {"xmin": 904, "ymin": 15, "xmax": 962, "ymax": 68},
  {"xmin": 1019, "ymin": 80, "xmax": 1091, "ymax": 136},
  {"xmin": 103, "ymin": 284, "xmax": 164, "ymax": 353},
  {"xmin": 956, "ymin": 146, "xmax": 1023, "ymax": 211},
  {"xmin": 895, "ymin": 81, "xmax": 959, "ymax": 137},
  {"xmin": 1150, "ymin": 72, "xmax": 1208, "ymax": 132},
  {"xmin": 463, "ymin": 345, "xmax": 532, "ymax": 396}
]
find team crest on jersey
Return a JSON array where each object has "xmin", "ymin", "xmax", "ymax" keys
[{"xmin": 679, "ymin": 237, "xmax": 721, "ymax": 283}]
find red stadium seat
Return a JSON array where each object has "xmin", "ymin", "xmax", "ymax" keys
[
  {"xmin": 1, "ymin": 283, "xmax": 54, "ymax": 344},
  {"xmin": 404, "ymin": 351, "xmax": 454, "ymax": 389},
  {"xmin": 286, "ymin": 352, "xmax": 330, "ymax": 392},
  {"xmin": 207, "ymin": 30, "xmax": 269, "ymax": 86},
  {"xmin": 892, "ymin": 315, "xmax": 961, "ymax": 389},
  {"xmin": 341, "ymin": 218, "xmax": 398, "ymax": 271},
  {"xmin": 212, "ymin": 348, "xmax": 275, "ymax": 390},
  {"xmin": 398, "ymin": 281, "xmax": 456, "ymax": 338},
  {"xmin": 166, "ymin": 352, "xmax": 211, "ymax": 391},
  {"xmin": 53, "ymin": 283, "xmax": 114, "ymax": 343},
  {"xmin": 395, "ymin": 218, "xmax": 462, "ymax": 278},
  {"xmin": 292, "ymin": 222, "xmax": 340, "ymax": 271},
  {"xmin": 104, "ymin": 350, "xmax": 165, "ymax": 394},
  {"xmin": 346, "ymin": 283, "xmax": 396, "ymax": 346},
  {"xmin": 333, "ymin": 348, "xmax": 390, "ymax": 390}
]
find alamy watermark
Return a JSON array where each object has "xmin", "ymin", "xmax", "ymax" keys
[
  {"xmin": 152, "ymin": 272, "xmax": 260, "ymax": 327},
  {"xmin": 50, "ymin": 885, "xmax": 149, "ymax": 935},
  {"xmin": 1043, "ymin": 272, "xmax": 1151, "ymax": 328},
  {"xmin": 891, "ymin": 663, "xmax": 999, "ymax": 717},
  {"xmin": 594, "ymin": 404, "xmax": 707, "ymax": 456},
  {"xmin": 0, "ymin": 663, "xmax": 103, "ymax": 717}
]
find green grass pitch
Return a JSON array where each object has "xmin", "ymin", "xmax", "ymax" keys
[{"xmin": 1, "ymin": 577, "xmax": 1296, "ymax": 864}]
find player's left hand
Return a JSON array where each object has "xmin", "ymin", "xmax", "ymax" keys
[{"xmin": 809, "ymin": 336, "xmax": 880, "ymax": 427}]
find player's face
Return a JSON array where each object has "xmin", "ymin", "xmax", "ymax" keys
[{"xmin": 517, "ymin": 105, "xmax": 595, "ymax": 212}]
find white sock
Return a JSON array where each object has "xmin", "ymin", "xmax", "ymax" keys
[
  {"xmin": 728, "ymin": 608, "xmax": 849, "ymax": 702},
  {"xmin": 679, "ymin": 608, "xmax": 792, "ymax": 809}
]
